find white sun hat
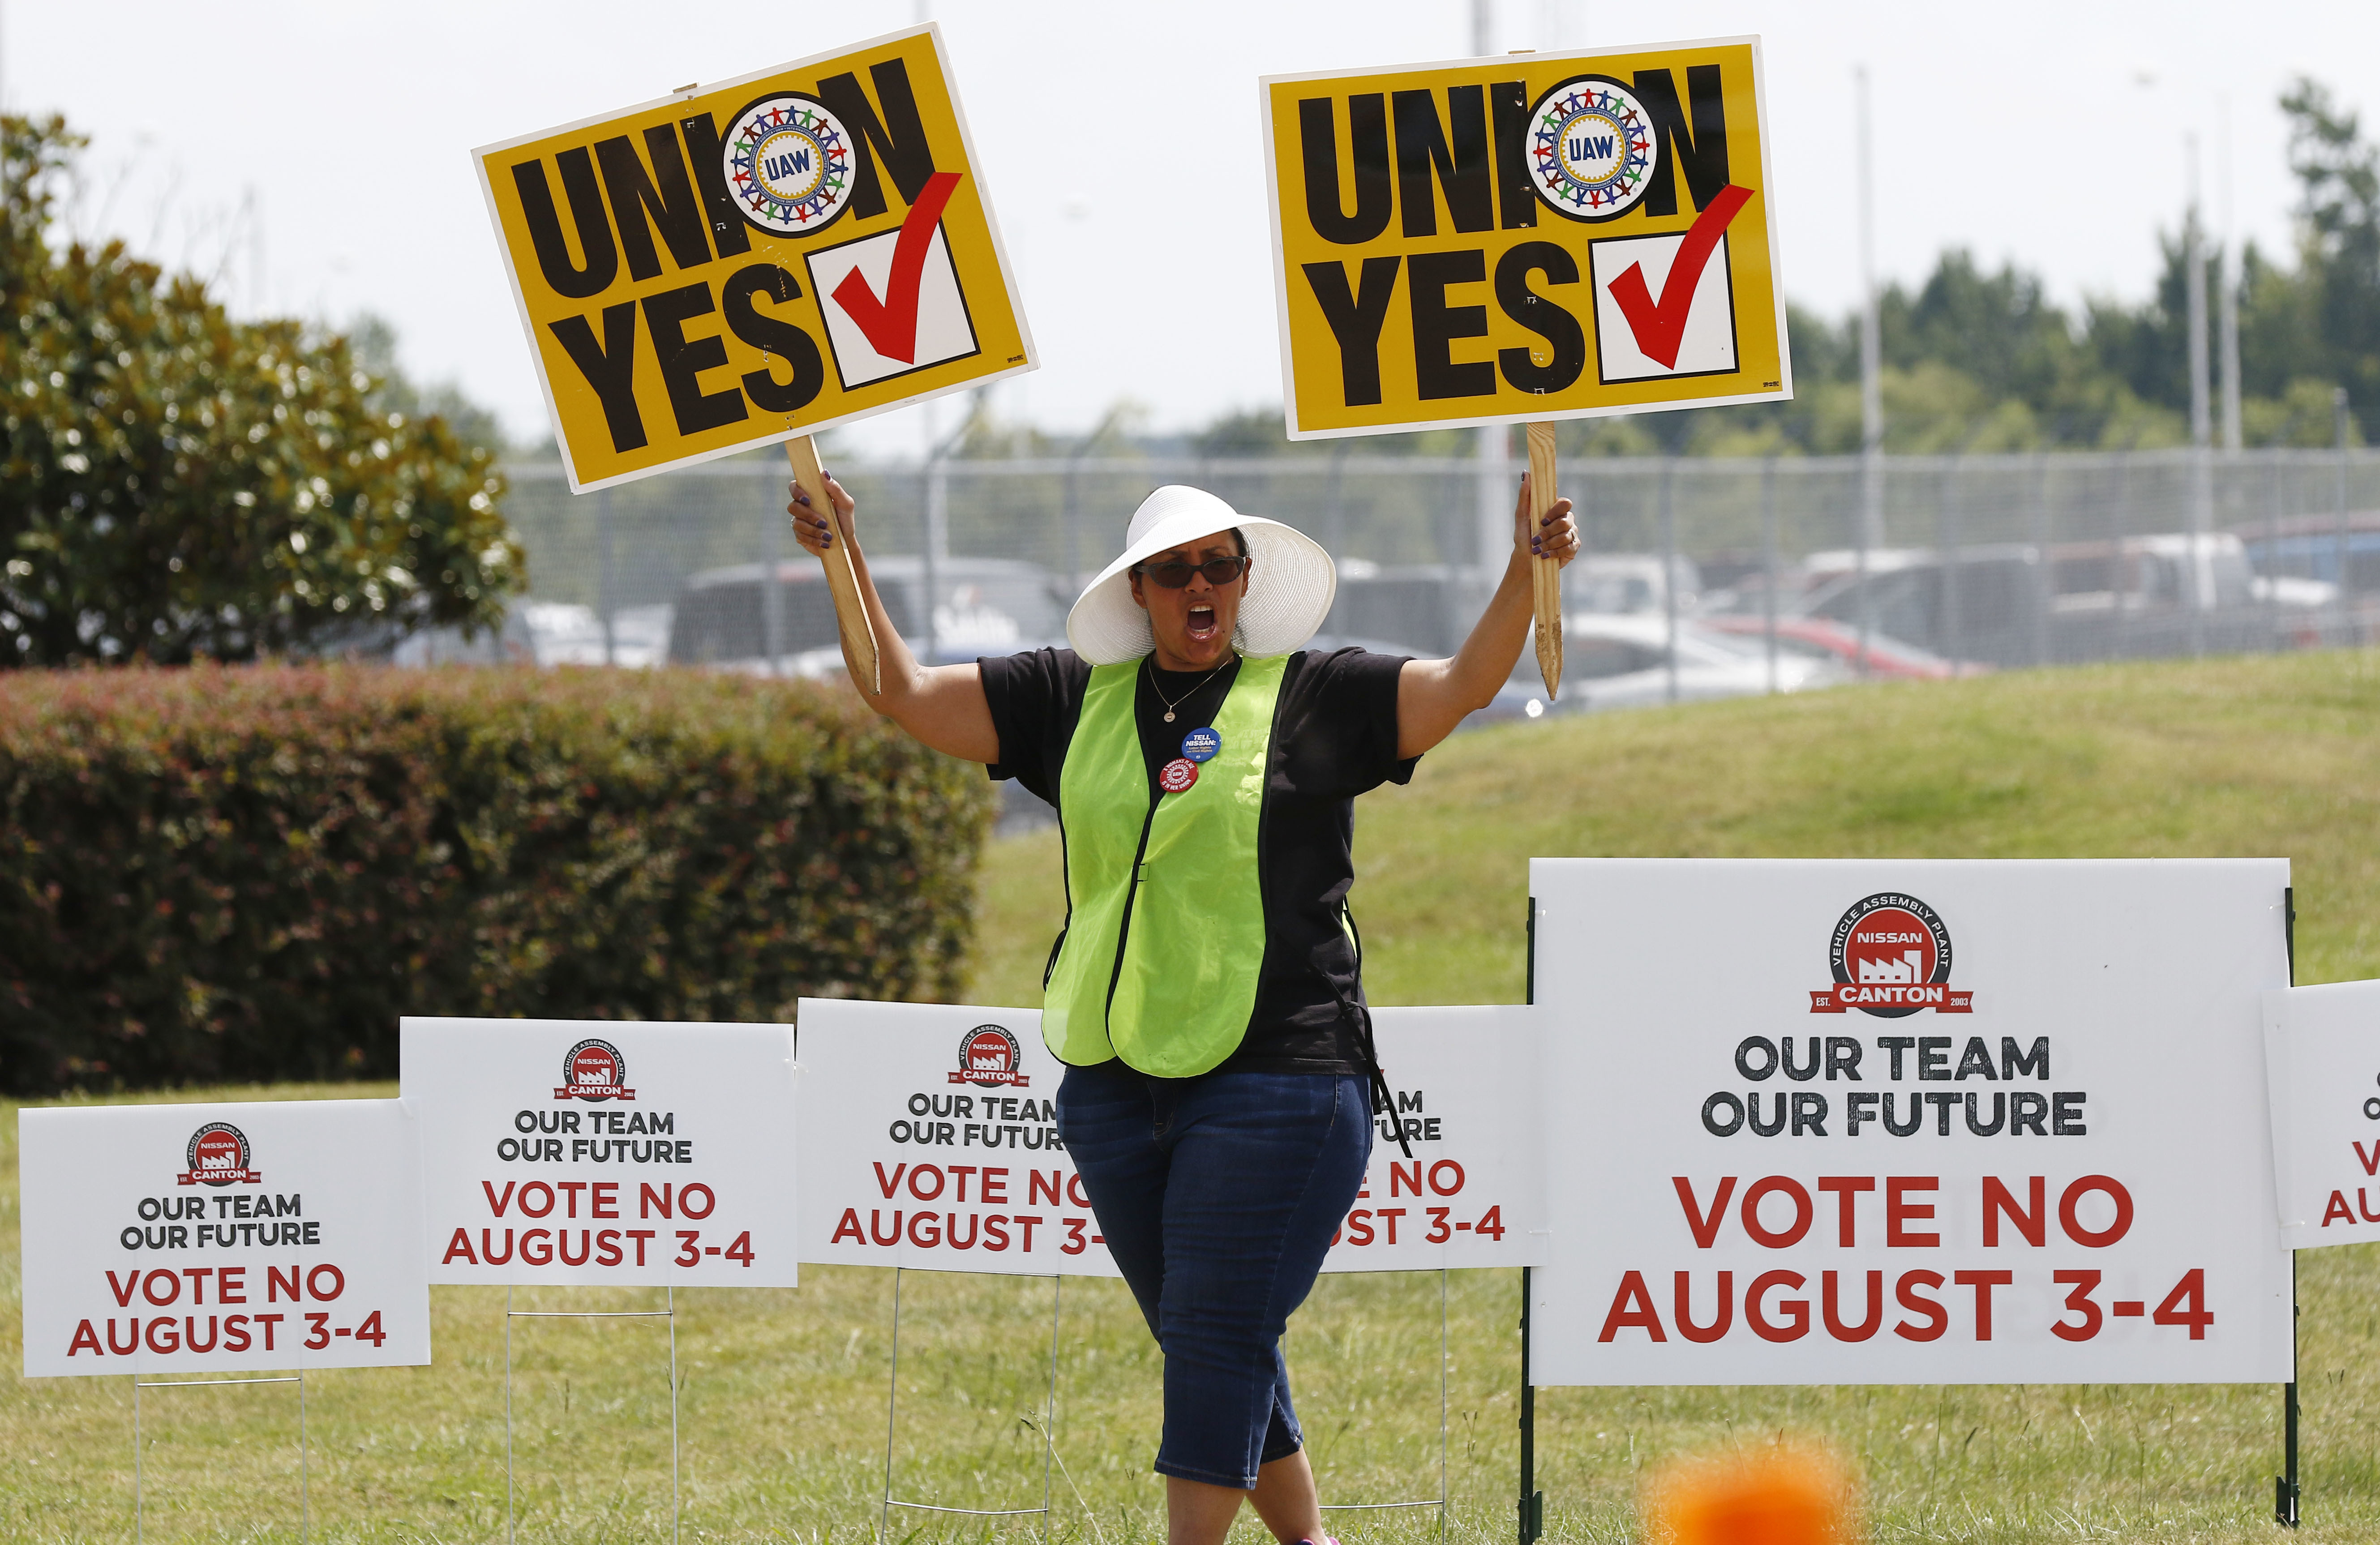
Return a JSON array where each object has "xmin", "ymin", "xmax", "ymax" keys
[{"xmin": 1064, "ymin": 485, "xmax": 1338, "ymax": 665}]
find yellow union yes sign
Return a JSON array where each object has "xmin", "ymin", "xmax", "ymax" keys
[
  {"xmin": 475, "ymin": 25, "xmax": 1034, "ymax": 491},
  {"xmin": 1262, "ymin": 36, "xmax": 1787, "ymax": 439}
]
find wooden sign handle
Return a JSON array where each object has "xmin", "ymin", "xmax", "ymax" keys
[
  {"xmin": 784, "ymin": 435, "xmax": 882, "ymax": 697},
  {"xmin": 1526, "ymin": 422, "xmax": 1562, "ymax": 701}
]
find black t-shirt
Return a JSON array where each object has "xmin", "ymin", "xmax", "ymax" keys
[{"xmin": 980, "ymin": 646, "xmax": 1418, "ymax": 1074}]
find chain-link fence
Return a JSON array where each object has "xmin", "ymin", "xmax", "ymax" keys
[{"xmin": 440, "ymin": 448, "xmax": 2380, "ymax": 695}]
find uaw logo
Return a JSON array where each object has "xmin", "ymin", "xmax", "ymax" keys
[
  {"xmin": 556, "ymin": 1038, "xmax": 637, "ymax": 1102},
  {"xmin": 1525, "ymin": 76, "xmax": 1656, "ymax": 221},
  {"xmin": 950, "ymin": 1024, "xmax": 1031, "ymax": 1088},
  {"xmin": 1810, "ymin": 892, "xmax": 1973, "ymax": 1017},
  {"xmin": 178, "ymin": 1121, "xmax": 263, "ymax": 1186},
  {"xmin": 723, "ymin": 93, "xmax": 855, "ymax": 236}
]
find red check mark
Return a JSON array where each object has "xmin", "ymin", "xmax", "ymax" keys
[
  {"xmin": 830, "ymin": 169, "xmax": 964, "ymax": 364},
  {"xmin": 1605, "ymin": 183, "xmax": 1754, "ymax": 370}
]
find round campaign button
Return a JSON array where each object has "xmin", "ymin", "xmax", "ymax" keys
[
  {"xmin": 1180, "ymin": 727, "xmax": 1222, "ymax": 763},
  {"xmin": 1158, "ymin": 758, "xmax": 1199, "ymax": 794}
]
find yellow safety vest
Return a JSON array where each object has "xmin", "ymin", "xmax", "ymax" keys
[{"xmin": 1041, "ymin": 655, "xmax": 1286, "ymax": 1077}]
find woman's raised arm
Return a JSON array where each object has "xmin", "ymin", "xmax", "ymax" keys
[
  {"xmin": 788, "ymin": 471, "xmax": 1003, "ymax": 766},
  {"xmin": 1394, "ymin": 475, "xmax": 1577, "ymax": 759}
]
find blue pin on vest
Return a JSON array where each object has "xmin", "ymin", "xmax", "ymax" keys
[{"xmin": 1180, "ymin": 727, "xmax": 1222, "ymax": 762}]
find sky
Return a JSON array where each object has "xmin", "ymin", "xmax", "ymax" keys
[{"xmin": 12, "ymin": 0, "xmax": 2380, "ymax": 456}]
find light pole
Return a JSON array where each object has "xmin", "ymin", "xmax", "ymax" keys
[
  {"xmin": 2186, "ymin": 135, "xmax": 2212, "ymax": 650},
  {"xmin": 1856, "ymin": 65, "xmax": 1882, "ymax": 677},
  {"xmin": 2219, "ymin": 96, "xmax": 2243, "ymax": 453}
]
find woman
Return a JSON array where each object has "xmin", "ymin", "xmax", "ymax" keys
[{"xmin": 789, "ymin": 473, "xmax": 1576, "ymax": 1545}]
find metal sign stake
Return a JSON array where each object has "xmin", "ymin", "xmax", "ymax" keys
[
  {"xmin": 880, "ymin": 1267, "xmax": 1065, "ymax": 1544},
  {"xmin": 2276, "ymin": 885, "xmax": 2301, "ymax": 1528},
  {"xmin": 1518, "ymin": 893, "xmax": 1544, "ymax": 1545},
  {"xmin": 1315, "ymin": 1267, "xmax": 1453, "ymax": 1536},
  {"xmin": 133, "ymin": 1371, "xmax": 308, "ymax": 1544},
  {"xmin": 504, "ymin": 1284, "xmax": 682, "ymax": 1544}
]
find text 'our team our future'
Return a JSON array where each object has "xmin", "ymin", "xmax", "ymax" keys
[{"xmin": 1700, "ymin": 1034, "xmax": 2094, "ymax": 1139}]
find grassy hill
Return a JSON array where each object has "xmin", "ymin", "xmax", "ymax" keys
[{"xmin": 972, "ymin": 648, "xmax": 2380, "ymax": 1008}]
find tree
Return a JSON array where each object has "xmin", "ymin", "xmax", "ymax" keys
[
  {"xmin": 2281, "ymin": 77, "xmax": 2380, "ymax": 416},
  {"xmin": 1885, "ymin": 253, "xmax": 2081, "ymax": 410},
  {"xmin": 0, "ymin": 115, "xmax": 521, "ymax": 665}
]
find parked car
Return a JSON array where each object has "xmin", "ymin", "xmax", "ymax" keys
[
  {"xmin": 1791, "ymin": 544, "xmax": 2043, "ymax": 666},
  {"xmin": 1320, "ymin": 554, "xmax": 1708, "ymax": 669},
  {"xmin": 1791, "ymin": 534, "xmax": 2306, "ymax": 666},
  {"xmin": 667, "ymin": 556, "xmax": 1070, "ymax": 676},
  {"xmin": 602, "ymin": 604, "xmax": 675, "ymax": 668},
  {"xmin": 1487, "ymin": 613, "xmax": 1844, "ymax": 719},
  {"xmin": 392, "ymin": 600, "xmax": 658, "ymax": 668},
  {"xmin": 1565, "ymin": 553, "xmax": 1703, "ymax": 617},
  {"xmin": 2236, "ymin": 514, "xmax": 2374, "ymax": 644},
  {"xmin": 1702, "ymin": 614, "xmax": 1977, "ymax": 680},
  {"xmin": 2237, "ymin": 512, "xmax": 2380, "ymax": 596},
  {"xmin": 1324, "ymin": 562, "xmax": 1467, "ymax": 657},
  {"xmin": 1322, "ymin": 553, "xmax": 1711, "ymax": 658}
]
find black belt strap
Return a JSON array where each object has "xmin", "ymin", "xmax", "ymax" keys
[{"xmin": 1341, "ymin": 906, "xmax": 1411, "ymax": 1161}]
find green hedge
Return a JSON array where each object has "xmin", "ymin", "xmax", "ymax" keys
[{"xmin": 0, "ymin": 664, "xmax": 994, "ymax": 1094}]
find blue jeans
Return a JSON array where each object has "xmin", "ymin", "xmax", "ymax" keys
[{"xmin": 1055, "ymin": 1061, "xmax": 1372, "ymax": 1489}]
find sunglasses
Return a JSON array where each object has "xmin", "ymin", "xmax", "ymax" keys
[{"xmin": 1133, "ymin": 555, "xmax": 1250, "ymax": 589}]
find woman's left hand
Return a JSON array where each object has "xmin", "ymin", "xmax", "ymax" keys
[{"xmin": 1514, "ymin": 474, "xmax": 1580, "ymax": 568}]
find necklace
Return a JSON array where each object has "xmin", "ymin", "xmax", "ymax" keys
[{"xmin": 1145, "ymin": 655, "xmax": 1231, "ymax": 723}]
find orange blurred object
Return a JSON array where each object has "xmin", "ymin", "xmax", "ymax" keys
[{"xmin": 1647, "ymin": 1446, "xmax": 1851, "ymax": 1545}]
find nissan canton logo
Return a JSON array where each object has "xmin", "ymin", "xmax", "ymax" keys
[
  {"xmin": 178, "ymin": 1121, "xmax": 262, "ymax": 1186},
  {"xmin": 556, "ymin": 1038, "xmax": 636, "ymax": 1102},
  {"xmin": 1810, "ymin": 892, "xmax": 1973, "ymax": 1018},
  {"xmin": 950, "ymin": 1024, "xmax": 1030, "ymax": 1088}
]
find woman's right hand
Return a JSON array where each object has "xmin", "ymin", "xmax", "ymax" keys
[{"xmin": 788, "ymin": 470, "xmax": 856, "ymax": 556}]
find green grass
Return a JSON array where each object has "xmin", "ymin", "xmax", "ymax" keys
[{"xmin": 16, "ymin": 651, "xmax": 2380, "ymax": 1541}]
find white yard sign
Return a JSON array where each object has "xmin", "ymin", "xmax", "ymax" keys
[
  {"xmin": 1325, "ymin": 1006, "xmax": 1546, "ymax": 1271},
  {"xmin": 796, "ymin": 1001, "xmax": 1103, "ymax": 1275},
  {"xmin": 795, "ymin": 1000, "xmax": 1544, "ymax": 1275},
  {"xmin": 2262, "ymin": 979, "xmax": 2380, "ymax": 1245},
  {"xmin": 1529, "ymin": 858, "xmax": 2294, "ymax": 1386},
  {"xmin": 401, "ymin": 1018, "xmax": 798, "ymax": 1286},
  {"xmin": 20, "ymin": 1100, "xmax": 429, "ymax": 1378}
]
